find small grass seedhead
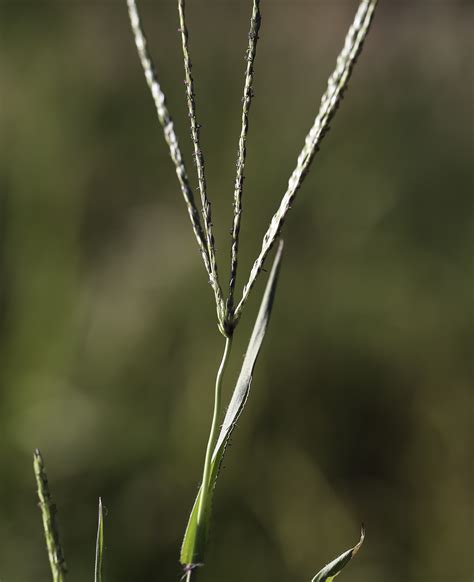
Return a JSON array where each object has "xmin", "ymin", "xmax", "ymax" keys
[{"xmin": 33, "ymin": 449, "xmax": 67, "ymax": 582}]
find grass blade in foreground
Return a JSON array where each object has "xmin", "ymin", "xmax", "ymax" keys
[
  {"xmin": 311, "ymin": 526, "xmax": 365, "ymax": 582},
  {"xmin": 33, "ymin": 449, "xmax": 67, "ymax": 582},
  {"xmin": 180, "ymin": 241, "xmax": 284, "ymax": 569},
  {"xmin": 94, "ymin": 497, "xmax": 105, "ymax": 582}
]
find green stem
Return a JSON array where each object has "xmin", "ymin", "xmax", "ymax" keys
[{"xmin": 197, "ymin": 336, "xmax": 233, "ymax": 525}]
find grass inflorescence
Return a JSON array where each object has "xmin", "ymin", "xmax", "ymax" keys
[
  {"xmin": 33, "ymin": 449, "xmax": 67, "ymax": 582},
  {"xmin": 30, "ymin": 1, "xmax": 379, "ymax": 580}
]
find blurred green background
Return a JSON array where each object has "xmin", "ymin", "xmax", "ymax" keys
[{"xmin": 0, "ymin": 1, "xmax": 472, "ymax": 581}]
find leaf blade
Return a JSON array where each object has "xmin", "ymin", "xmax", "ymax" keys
[
  {"xmin": 311, "ymin": 527, "xmax": 365, "ymax": 582},
  {"xmin": 180, "ymin": 241, "xmax": 285, "ymax": 566}
]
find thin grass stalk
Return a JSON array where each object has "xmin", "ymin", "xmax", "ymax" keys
[
  {"xmin": 182, "ymin": 565, "xmax": 199, "ymax": 582},
  {"xmin": 126, "ymin": 0, "xmax": 213, "ymax": 299},
  {"xmin": 226, "ymin": 0, "xmax": 262, "ymax": 321},
  {"xmin": 234, "ymin": 0, "xmax": 378, "ymax": 321},
  {"xmin": 197, "ymin": 336, "xmax": 232, "ymax": 526},
  {"xmin": 177, "ymin": 0, "xmax": 225, "ymax": 330},
  {"xmin": 94, "ymin": 498, "xmax": 104, "ymax": 582},
  {"xmin": 33, "ymin": 449, "xmax": 67, "ymax": 582}
]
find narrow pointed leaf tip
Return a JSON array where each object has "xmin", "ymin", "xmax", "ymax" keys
[
  {"xmin": 94, "ymin": 497, "xmax": 105, "ymax": 582},
  {"xmin": 33, "ymin": 449, "xmax": 67, "ymax": 582},
  {"xmin": 311, "ymin": 526, "xmax": 365, "ymax": 582},
  {"xmin": 180, "ymin": 241, "xmax": 285, "ymax": 567}
]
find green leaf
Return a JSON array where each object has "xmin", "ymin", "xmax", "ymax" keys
[
  {"xmin": 180, "ymin": 241, "xmax": 285, "ymax": 567},
  {"xmin": 94, "ymin": 498, "xmax": 105, "ymax": 582},
  {"xmin": 311, "ymin": 527, "xmax": 365, "ymax": 582}
]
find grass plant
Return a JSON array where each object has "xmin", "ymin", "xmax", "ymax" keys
[{"xmin": 31, "ymin": 0, "xmax": 379, "ymax": 579}]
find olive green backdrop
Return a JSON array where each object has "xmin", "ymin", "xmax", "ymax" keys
[{"xmin": 0, "ymin": 1, "xmax": 472, "ymax": 581}]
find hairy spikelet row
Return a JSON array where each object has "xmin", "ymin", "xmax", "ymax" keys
[
  {"xmin": 34, "ymin": 450, "xmax": 67, "ymax": 582},
  {"xmin": 127, "ymin": 0, "xmax": 377, "ymax": 328},
  {"xmin": 227, "ymin": 0, "xmax": 262, "ymax": 320},
  {"xmin": 126, "ymin": 0, "xmax": 217, "ymax": 311},
  {"xmin": 177, "ymin": 0, "xmax": 225, "ymax": 330},
  {"xmin": 234, "ymin": 0, "xmax": 378, "ymax": 320}
]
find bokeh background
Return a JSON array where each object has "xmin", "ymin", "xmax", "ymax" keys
[{"xmin": 0, "ymin": 1, "xmax": 472, "ymax": 581}]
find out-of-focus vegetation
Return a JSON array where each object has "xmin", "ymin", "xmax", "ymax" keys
[{"xmin": 0, "ymin": 2, "xmax": 472, "ymax": 581}]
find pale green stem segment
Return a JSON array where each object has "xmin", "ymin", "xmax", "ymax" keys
[
  {"xmin": 94, "ymin": 497, "xmax": 105, "ymax": 582},
  {"xmin": 33, "ymin": 449, "xmax": 67, "ymax": 582},
  {"xmin": 197, "ymin": 336, "xmax": 233, "ymax": 525}
]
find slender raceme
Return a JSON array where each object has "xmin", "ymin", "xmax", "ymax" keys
[
  {"xmin": 177, "ymin": 0, "xmax": 225, "ymax": 331},
  {"xmin": 234, "ymin": 0, "xmax": 378, "ymax": 321},
  {"xmin": 126, "ymin": 0, "xmax": 220, "ymax": 316},
  {"xmin": 227, "ymin": 0, "xmax": 262, "ymax": 321},
  {"xmin": 33, "ymin": 450, "xmax": 67, "ymax": 582}
]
